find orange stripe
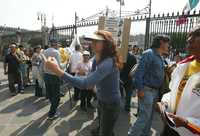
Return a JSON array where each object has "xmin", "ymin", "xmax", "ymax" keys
[{"xmin": 186, "ymin": 122, "xmax": 200, "ymax": 135}]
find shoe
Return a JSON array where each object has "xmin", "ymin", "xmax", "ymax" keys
[
  {"xmin": 47, "ymin": 112, "xmax": 60, "ymax": 120},
  {"xmin": 11, "ymin": 92, "xmax": 17, "ymax": 96},
  {"xmin": 19, "ymin": 90, "xmax": 24, "ymax": 94}
]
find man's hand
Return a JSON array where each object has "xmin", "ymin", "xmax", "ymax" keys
[
  {"xmin": 46, "ymin": 57, "xmax": 64, "ymax": 77},
  {"xmin": 78, "ymin": 69, "xmax": 86, "ymax": 76},
  {"xmin": 137, "ymin": 90, "xmax": 145, "ymax": 99},
  {"xmin": 168, "ymin": 113, "xmax": 188, "ymax": 127}
]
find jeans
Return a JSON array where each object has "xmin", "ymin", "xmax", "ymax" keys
[
  {"xmin": 98, "ymin": 101, "xmax": 120, "ymax": 136},
  {"xmin": 44, "ymin": 73, "xmax": 60, "ymax": 117},
  {"xmin": 128, "ymin": 87, "xmax": 158, "ymax": 136},
  {"xmin": 71, "ymin": 73, "xmax": 80, "ymax": 100}
]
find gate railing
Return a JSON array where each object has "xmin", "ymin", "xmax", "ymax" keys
[{"xmin": 49, "ymin": 10, "xmax": 200, "ymax": 50}]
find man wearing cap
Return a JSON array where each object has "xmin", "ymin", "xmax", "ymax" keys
[
  {"xmin": 43, "ymin": 39, "xmax": 67, "ymax": 120},
  {"xmin": 4, "ymin": 43, "xmax": 24, "ymax": 96},
  {"xmin": 128, "ymin": 35, "xmax": 170, "ymax": 136}
]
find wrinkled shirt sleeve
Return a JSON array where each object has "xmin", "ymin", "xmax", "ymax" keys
[{"xmin": 61, "ymin": 58, "xmax": 113, "ymax": 89}]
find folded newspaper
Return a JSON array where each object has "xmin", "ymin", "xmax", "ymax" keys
[{"xmin": 160, "ymin": 103, "xmax": 176, "ymax": 127}]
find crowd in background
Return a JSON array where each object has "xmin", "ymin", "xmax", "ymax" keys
[{"xmin": 3, "ymin": 27, "xmax": 200, "ymax": 136}]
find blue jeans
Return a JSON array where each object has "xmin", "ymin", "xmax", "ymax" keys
[{"xmin": 128, "ymin": 87, "xmax": 158, "ymax": 136}]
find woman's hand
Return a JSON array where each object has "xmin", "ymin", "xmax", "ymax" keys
[
  {"xmin": 168, "ymin": 113, "xmax": 188, "ymax": 127},
  {"xmin": 46, "ymin": 57, "xmax": 64, "ymax": 77},
  {"xmin": 137, "ymin": 90, "xmax": 145, "ymax": 99}
]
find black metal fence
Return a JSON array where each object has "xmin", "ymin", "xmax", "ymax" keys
[
  {"xmin": 148, "ymin": 11, "xmax": 200, "ymax": 51},
  {"xmin": 49, "ymin": 10, "xmax": 200, "ymax": 50}
]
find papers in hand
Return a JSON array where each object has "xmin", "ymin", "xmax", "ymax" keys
[{"xmin": 160, "ymin": 104, "xmax": 176, "ymax": 127}]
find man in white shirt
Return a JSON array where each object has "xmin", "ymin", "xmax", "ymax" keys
[
  {"xmin": 43, "ymin": 39, "xmax": 66, "ymax": 120},
  {"xmin": 69, "ymin": 45, "xmax": 83, "ymax": 101}
]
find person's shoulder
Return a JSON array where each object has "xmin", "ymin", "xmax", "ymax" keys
[
  {"xmin": 101, "ymin": 58, "xmax": 114, "ymax": 66},
  {"xmin": 143, "ymin": 49, "xmax": 153, "ymax": 54},
  {"xmin": 77, "ymin": 51, "xmax": 83, "ymax": 56},
  {"xmin": 141, "ymin": 49, "xmax": 153, "ymax": 58}
]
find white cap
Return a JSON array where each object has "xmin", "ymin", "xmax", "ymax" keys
[
  {"xmin": 82, "ymin": 33, "xmax": 105, "ymax": 41},
  {"xmin": 83, "ymin": 51, "xmax": 90, "ymax": 56}
]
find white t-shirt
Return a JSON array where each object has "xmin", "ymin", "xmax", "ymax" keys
[
  {"xmin": 76, "ymin": 61, "xmax": 92, "ymax": 76},
  {"xmin": 69, "ymin": 51, "xmax": 83, "ymax": 73}
]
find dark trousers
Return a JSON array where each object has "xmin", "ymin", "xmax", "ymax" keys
[
  {"xmin": 80, "ymin": 89, "xmax": 93, "ymax": 108},
  {"xmin": 8, "ymin": 72, "xmax": 23, "ymax": 93},
  {"xmin": 44, "ymin": 73, "xmax": 60, "ymax": 117},
  {"xmin": 124, "ymin": 86, "xmax": 133, "ymax": 111},
  {"xmin": 98, "ymin": 101, "xmax": 120, "ymax": 136},
  {"xmin": 161, "ymin": 125, "xmax": 180, "ymax": 136},
  {"xmin": 71, "ymin": 73, "xmax": 80, "ymax": 100},
  {"xmin": 35, "ymin": 79, "xmax": 43, "ymax": 97}
]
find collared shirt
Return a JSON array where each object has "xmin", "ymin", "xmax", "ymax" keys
[
  {"xmin": 133, "ymin": 48, "xmax": 165, "ymax": 90},
  {"xmin": 44, "ymin": 47, "xmax": 65, "ymax": 75}
]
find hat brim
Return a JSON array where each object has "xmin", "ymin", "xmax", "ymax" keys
[{"xmin": 83, "ymin": 33, "xmax": 105, "ymax": 41}]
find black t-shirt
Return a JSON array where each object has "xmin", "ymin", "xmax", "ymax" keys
[
  {"xmin": 5, "ymin": 53, "xmax": 21, "ymax": 74},
  {"xmin": 120, "ymin": 52, "xmax": 137, "ymax": 85}
]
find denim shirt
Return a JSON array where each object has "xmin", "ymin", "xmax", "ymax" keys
[
  {"xmin": 133, "ymin": 48, "xmax": 165, "ymax": 90},
  {"xmin": 61, "ymin": 58, "xmax": 121, "ymax": 104}
]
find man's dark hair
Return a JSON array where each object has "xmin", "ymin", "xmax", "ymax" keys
[
  {"xmin": 151, "ymin": 35, "xmax": 170, "ymax": 49},
  {"xmin": 18, "ymin": 45, "xmax": 24, "ymax": 48},
  {"xmin": 188, "ymin": 25, "xmax": 200, "ymax": 39},
  {"xmin": 50, "ymin": 39, "xmax": 58, "ymax": 47},
  {"xmin": 75, "ymin": 45, "xmax": 81, "ymax": 51}
]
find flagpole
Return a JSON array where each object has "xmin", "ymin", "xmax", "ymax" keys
[
  {"xmin": 149, "ymin": 0, "xmax": 152, "ymax": 18},
  {"xmin": 144, "ymin": 0, "xmax": 152, "ymax": 49}
]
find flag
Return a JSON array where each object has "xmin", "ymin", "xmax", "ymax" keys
[
  {"xmin": 189, "ymin": 0, "xmax": 199, "ymax": 9},
  {"xmin": 176, "ymin": 0, "xmax": 199, "ymax": 26},
  {"xmin": 184, "ymin": 0, "xmax": 199, "ymax": 11}
]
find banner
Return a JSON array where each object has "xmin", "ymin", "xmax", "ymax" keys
[{"xmin": 98, "ymin": 16, "xmax": 131, "ymax": 62}]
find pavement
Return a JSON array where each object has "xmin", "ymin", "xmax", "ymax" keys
[{"xmin": 0, "ymin": 63, "xmax": 164, "ymax": 136}]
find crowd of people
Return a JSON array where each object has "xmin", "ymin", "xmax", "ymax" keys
[{"xmin": 3, "ymin": 25, "xmax": 200, "ymax": 136}]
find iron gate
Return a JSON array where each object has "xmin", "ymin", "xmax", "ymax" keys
[{"xmin": 49, "ymin": 10, "xmax": 200, "ymax": 50}]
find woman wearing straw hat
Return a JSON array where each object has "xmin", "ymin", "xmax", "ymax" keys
[{"xmin": 45, "ymin": 30, "xmax": 123, "ymax": 136}]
